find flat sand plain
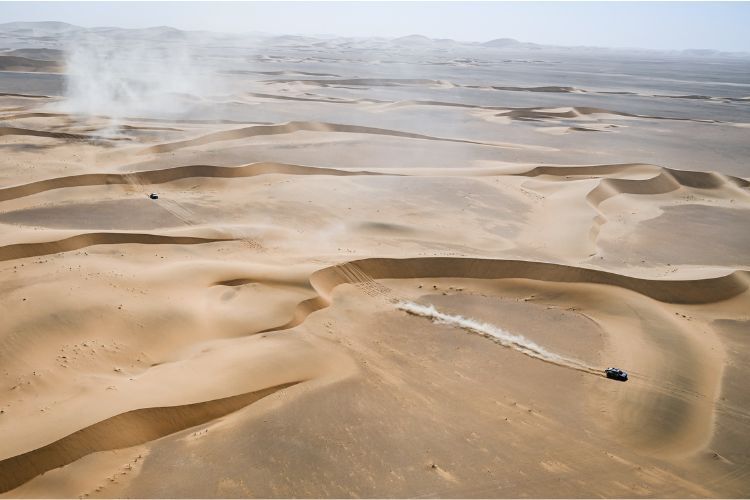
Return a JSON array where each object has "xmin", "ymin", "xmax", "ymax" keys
[{"xmin": 0, "ymin": 26, "xmax": 749, "ymax": 497}]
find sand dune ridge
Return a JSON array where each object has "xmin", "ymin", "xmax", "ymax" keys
[{"xmin": 0, "ymin": 382, "xmax": 300, "ymax": 493}]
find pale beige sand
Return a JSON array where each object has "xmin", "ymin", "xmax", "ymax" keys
[{"xmin": 1, "ymin": 36, "xmax": 749, "ymax": 498}]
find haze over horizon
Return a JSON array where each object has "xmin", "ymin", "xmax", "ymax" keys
[{"xmin": 1, "ymin": 1, "xmax": 749, "ymax": 52}]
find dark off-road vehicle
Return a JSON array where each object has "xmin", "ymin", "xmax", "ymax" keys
[
  {"xmin": 148, "ymin": 193, "xmax": 159, "ymax": 200},
  {"xmin": 605, "ymin": 367, "xmax": 628, "ymax": 382}
]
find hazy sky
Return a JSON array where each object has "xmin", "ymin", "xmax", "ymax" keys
[{"xmin": 2, "ymin": 1, "xmax": 749, "ymax": 51}]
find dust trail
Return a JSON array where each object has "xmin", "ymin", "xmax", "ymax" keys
[
  {"xmin": 51, "ymin": 32, "xmax": 224, "ymax": 135},
  {"xmin": 397, "ymin": 301, "xmax": 601, "ymax": 375}
]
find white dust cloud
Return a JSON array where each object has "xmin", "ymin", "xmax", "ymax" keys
[
  {"xmin": 397, "ymin": 301, "xmax": 600, "ymax": 375},
  {"xmin": 57, "ymin": 34, "xmax": 216, "ymax": 122}
]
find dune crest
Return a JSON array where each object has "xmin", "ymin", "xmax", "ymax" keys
[
  {"xmin": 0, "ymin": 383, "xmax": 300, "ymax": 493},
  {"xmin": 0, "ymin": 232, "xmax": 230, "ymax": 262}
]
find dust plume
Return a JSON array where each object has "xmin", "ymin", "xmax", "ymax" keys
[
  {"xmin": 397, "ymin": 301, "xmax": 601, "ymax": 375},
  {"xmin": 55, "ymin": 33, "xmax": 217, "ymax": 125}
]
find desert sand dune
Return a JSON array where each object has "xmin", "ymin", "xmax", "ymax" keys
[
  {"xmin": 309, "ymin": 257, "xmax": 748, "ymax": 306},
  {"xmin": 1, "ymin": 48, "xmax": 64, "ymax": 61},
  {"xmin": 139, "ymin": 120, "xmax": 513, "ymax": 155},
  {"xmin": 240, "ymin": 255, "xmax": 749, "ymax": 403},
  {"xmin": 496, "ymin": 105, "xmax": 723, "ymax": 123},
  {"xmin": 0, "ymin": 382, "xmax": 299, "ymax": 493},
  {"xmin": 513, "ymin": 162, "xmax": 750, "ymax": 205},
  {"xmin": 0, "ymin": 56, "xmax": 61, "ymax": 73},
  {"xmin": 261, "ymin": 76, "xmax": 748, "ymax": 103},
  {"xmin": 264, "ymin": 78, "xmax": 581, "ymax": 95},
  {"xmin": 0, "ymin": 112, "xmax": 67, "ymax": 121},
  {"xmin": 0, "ymin": 232, "xmax": 229, "ymax": 262},
  {"xmin": 240, "ymin": 89, "xmax": 741, "ymax": 128},
  {"xmin": 226, "ymin": 70, "xmax": 342, "ymax": 77},
  {"xmin": 0, "ymin": 162, "xmax": 383, "ymax": 203},
  {"xmin": 0, "ymin": 126, "xmax": 115, "ymax": 141},
  {"xmin": 1, "ymin": 24, "xmax": 749, "ymax": 499},
  {"xmin": 587, "ymin": 169, "xmax": 749, "ymax": 206},
  {"xmin": 654, "ymin": 93, "xmax": 750, "ymax": 103},
  {"xmin": 246, "ymin": 91, "xmax": 367, "ymax": 104},
  {"xmin": 0, "ymin": 92, "xmax": 52, "ymax": 99},
  {"xmin": 263, "ymin": 77, "xmax": 443, "ymax": 87},
  {"xmin": 507, "ymin": 163, "xmax": 750, "ymax": 257}
]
